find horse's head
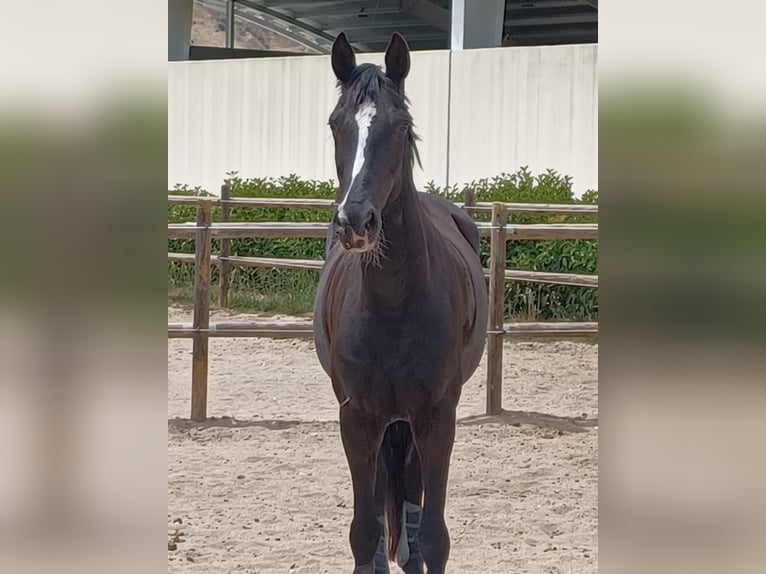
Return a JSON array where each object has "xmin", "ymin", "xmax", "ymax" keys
[{"xmin": 328, "ymin": 32, "xmax": 417, "ymax": 253}]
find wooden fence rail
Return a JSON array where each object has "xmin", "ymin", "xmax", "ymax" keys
[
  {"xmin": 168, "ymin": 253, "xmax": 598, "ymax": 287},
  {"xmin": 168, "ymin": 322, "xmax": 314, "ymax": 339},
  {"xmin": 168, "ymin": 193, "xmax": 598, "ymax": 215},
  {"xmin": 168, "ymin": 321, "xmax": 596, "ymax": 340},
  {"xmin": 168, "ymin": 192, "xmax": 598, "ymax": 421},
  {"xmin": 168, "ymin": 221, "xmax": 598, "ymax": 241}
]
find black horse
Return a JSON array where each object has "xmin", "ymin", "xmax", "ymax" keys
[{"xmin": 313, "ymin": 33, "xmax": 488, "ymax": 574}]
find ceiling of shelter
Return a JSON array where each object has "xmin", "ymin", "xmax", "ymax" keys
[{"xmin": 193, "ymin": 0, "xmax": 598, "ymax": 54}]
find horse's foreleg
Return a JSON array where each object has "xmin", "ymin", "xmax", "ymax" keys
[
  {"xmin": 410, "ymin": 405, "xmax": 457, "ymax": 574},
  {"xmin": 340, "ymin": 405, "xmax": 386, "ymax": 574}
]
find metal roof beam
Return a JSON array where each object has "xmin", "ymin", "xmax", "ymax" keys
[
  {"xmin": 402, "ymin": 0, "xmax": 450, "ymax": 31},
  {"xmin": 350, "ymin": 31, "xmax": 446, "ymax": 43},
  {"xmin": 231, "ymin": 4, "xmax": 330, "ymax": 52},
  {"xmin": 265, "ymin": 2, "xmax": 401, "ymax": 18},
  {"xmin": 507, "ymin": 29, "xmax": 597, "ymax": 43},
  {"xmin": 507, "ymin": 13, "xmax": 598, "ymax": 26},
  {"xmin": 233, "ymin": 0, "xmax": 377, "ymax": 52},
  {"xmin": 325, "ymin": 20, "xmax": 441, "ymax": 32},
  {"xmin": 236, "ymin": 0, "xmax": 337, "ymax": 43},
  {"xmin": 270, "ymin": 0, "xmax": 361, "ymax": 6},
  {"xmin": 506, "ymin": 0, "xmax": 596, "ymax": 10}
]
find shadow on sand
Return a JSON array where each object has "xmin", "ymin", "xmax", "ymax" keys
[
  {"xmin": 458, "ymin": 409, "xmax": 597, "ymax": 433},
  {"xmin": 168, "ymin": 416, "xmax": 304, "ymax": 431},
  {"xmin": 170, "ymin": 411, "xmax": 596, "ymax": 434}
]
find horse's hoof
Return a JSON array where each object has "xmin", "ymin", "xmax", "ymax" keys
[
  {"xmin": 373, "ymin": 534, "xmax": 390, "ymax": 572},
  {"xmin": 352, "ymin": 563, "xmax": 375, "ymax": 574},
  {"xmin": 402, "ymin": 564, "xmax": 424, "ymax": 574},
  {"xmin": 373, "ymin": 558, "xmax": 391, "ymax": 574},
  {"xmin": 373, "ymin": 553, "xmax": 390, "ymax": 573},
  {"xmin": 400, "ymin": 557, "xmax": 424, "ymax": 574}
]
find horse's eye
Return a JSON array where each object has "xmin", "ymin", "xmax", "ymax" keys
[{"xmin": 397, "ymin": 122, "xmax": 409, "ymax": 134}]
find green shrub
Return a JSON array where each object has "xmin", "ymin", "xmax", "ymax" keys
[
  {"xmin": 168, "ymin": 168, "xmax": 598, "ymax": 319},
  {"xmin": 426, "ymin": 168, "xmax": 598, "ymax": 320},
  {"xmin": 168, "ymin": 175, "xmax": 335, "ymax": 314}
]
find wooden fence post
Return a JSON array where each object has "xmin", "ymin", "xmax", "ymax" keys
[
  {"xmin": 486, "ymin": 202, "xmax": 508, "ymax": 415},
  {"xmin": 218, "ymin": 183, "xmax": 231, "ymax": 308},
  {"xmin": 191, "ymin": 199, "xmax": 213, "ymax": 421},
  {"xmin": 463, "ymin": 187, "xmax": 476, "ymax": 219}
]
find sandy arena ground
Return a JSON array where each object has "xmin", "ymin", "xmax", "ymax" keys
[{"xmin": 168, "ymin": 306, "xmax": 598, "ymax": 573}]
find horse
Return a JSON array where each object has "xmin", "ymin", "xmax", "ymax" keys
[{"xmin": 313, "ymin": 32, "xmax": 488, "ymax": 574}]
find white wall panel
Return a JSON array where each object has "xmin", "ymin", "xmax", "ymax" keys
[
  {"xmin": 168, "ymin": 51, "xmax": 450, "ymax": 195},
  {"xmin": 169, "ymin": 54, "xmax": 339, "ymax": 194},
  {"xmin": 448, "ymin": 45, "xmax": 598, "ymax": 194},
  {"xmin": 168, "ymin": 45, "xmax": 596, "ymax": 196}
]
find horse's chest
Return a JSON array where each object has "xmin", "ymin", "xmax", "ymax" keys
[{"xmin": 334, "ymin": 313, "xmax": 452, "ymax": 384}]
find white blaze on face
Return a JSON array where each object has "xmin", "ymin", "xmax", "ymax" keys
[{"xmin": 337, "ymin": 100, "xmax": 376, "ymax": 220}]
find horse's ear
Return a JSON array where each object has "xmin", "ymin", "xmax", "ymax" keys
[
  {"xmin": 331, "ymin": 33, "xmax": 356, "ymax": 84},
  {"xmin": 384, "ymin": 32, "xmax": 410, "ymax": 87}
]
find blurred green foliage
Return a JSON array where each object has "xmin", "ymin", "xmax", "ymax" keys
[{"xmin": 168, "ymin": 168, "xmax": 598, "ymax": 319}]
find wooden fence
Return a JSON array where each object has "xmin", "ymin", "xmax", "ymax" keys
[{"xmin": 168, "ymin": 186, "xmax": 598, "ymax": 420}]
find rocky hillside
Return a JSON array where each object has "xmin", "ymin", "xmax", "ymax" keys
[{"xmin": 191, "ymin": 1, "xmax": 316, "ymax": 53}]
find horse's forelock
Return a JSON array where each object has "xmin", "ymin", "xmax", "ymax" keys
[{"xmin": 338, "ymin": 63, "xmax": 420, "ymax": 168}]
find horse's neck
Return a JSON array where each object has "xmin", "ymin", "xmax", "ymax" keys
[{"xmin": 360, "ymin": 177, "xmax": 429, "ymax": 311}]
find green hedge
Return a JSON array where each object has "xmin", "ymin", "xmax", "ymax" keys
[
  {"xmin": 168, "ymin": 168, "xmax": 598, "ymax": 319},
  {"xmin": 168, "ymin": 175, "xmax": 334, "ymax": 313}
]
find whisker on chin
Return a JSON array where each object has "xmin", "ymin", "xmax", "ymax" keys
[
  {"xmin": 360, "ymin": 228, "xmax": 387, "ymax": 270},
  {"xmin": 376, "ymin": 229, "xmax": 390, "ymax": 263}
]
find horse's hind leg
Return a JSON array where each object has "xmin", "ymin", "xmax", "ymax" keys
[
  {"xmin": 399, "ymin": 444, "xmax": 424, "ymax": 574},
  {"xmin": 410, "ymin": 404, "xmax": 457, "ymax": 574},
  {"xmin": 340, "ymin": 405, "xmax": 386, "ymax": 574},
  {"xmin": 374, "ymin": 453, "xmax": 391, "ymax": 573}
]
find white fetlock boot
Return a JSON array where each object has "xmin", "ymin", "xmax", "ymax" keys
[{"xmin": 395, "ymin": 501, "xmax": 422, "ymax": 569}]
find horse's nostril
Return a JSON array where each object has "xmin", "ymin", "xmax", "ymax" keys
[{"xmin": 363, "ymin": 211, "xmax": 375, "ymax": 231}]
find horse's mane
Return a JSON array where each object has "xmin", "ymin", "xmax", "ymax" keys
[{"xmin": 340, "ymin": 63, "xmax": 422, "ymax": 169}]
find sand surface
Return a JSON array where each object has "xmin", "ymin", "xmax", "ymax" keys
[{"xmin": 168, "ymin": 306, "xmax": 597, "ymax": 573}]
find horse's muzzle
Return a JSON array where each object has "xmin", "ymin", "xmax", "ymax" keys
[
  {"xmin": 337, "ymin": 226, "xmax": 373, "ymax": 252},
  {"xmin": 335, "ymin": 207, "xmax": 379, "ymax": 252}
]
